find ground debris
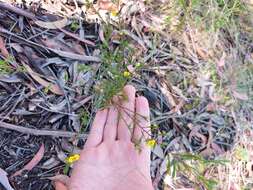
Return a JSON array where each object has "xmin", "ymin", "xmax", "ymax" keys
[{"xmin": 0, "ymin": 0, "xmax": 252, "ymax": 190}]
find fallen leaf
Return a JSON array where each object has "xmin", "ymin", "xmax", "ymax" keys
[
  {"xmin": 0, "ymin": 36, "xmax": 9, "ymax": 58},
  {"xmin": 160, "ymin": 82, "xmax": 177, "ymax": 108},
  {"xmin": 206, "ymin": 102, "xmax": 216, "ymax": 112},
  {"xmin": 35, "ymin": 18, "xmax": 69, "ymax": 29},
  {"xmin": 48, "ymin": 174, "xmax": 70, "ymax": 186},
  {"xmin": 41, "ymin": 157, "xmax": 61, "ymax": 169},
  {"xmin": 12, "ymin": 144, "xmax": 45, "ymax": 177},
  {"xmin": 196, "ymin": 47, "xmax": 208, "ymax": 59},
  {"xmin": 49, "ymin": 48, "xmax": 101, "ymax": 62},
  {"xmin": 152, "ymin": 145, "xmax": 164, "ymax": 158},
  {"xmin": 211, "ymin": 142, "xmax": 224, "ymax": 155},
  {"xmin": 58, "ymin": 28, "xmax": 95, "ymax": 46},
  {"xmin": 41, "ymin": 37, "xmax": 74, "ymax": 52},
  {"xmin": 24, "ymin": 64, "xmax": 64, "ymax": 95},
  {"xmin": 99, "ymin": 26, "xmax": 106, "ymax": 44},
  {"xmin": 0, "ymin": 168, "xmax": 14, "ymax": 190},
  {"xmin": 232, "ymin": 90, "xmax": 249, "ymax": 100},
  {"xmin": 98, "ymin": 0, "xmax": 118, "ymax": 11},
  {"xmin": 217, "ymin": 52, "xmax": 226, "ymax": 67},
  {"xmin": 189, "ymin": 125, "xmax": 207, "ymax": 145},
  {"xmin": 127, "ymin": 65, "xmax": 135, "ymax": 73},
  {"xmin": 9, "ymin": 43, "xmax": 23, "ymax": 53}
]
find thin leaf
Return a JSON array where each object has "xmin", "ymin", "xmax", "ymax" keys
[
  {"xmin": 0, "ymin": 36, "xmax": 9, "ymax": 58},
  {"xmin": 35, "ymin": 18, "xmax": 68, "ymax": 29},
  {"xmin": 48, "ymin": 174, "xmax": 70, "ymax": 186},
  {"xmin": 0, "ymin": 168, "xmax": 14, "ymax": 190},
  {"xmin": 24, "ymin": 64, "xmax": 64, "ymax": 95},
  {"xmin": 12, "ymin": 144, "xmax": 45, "ymax": 177},
  {"xmin": 49, "ymin": 48, "xmax": 101, "ymax": 62}
]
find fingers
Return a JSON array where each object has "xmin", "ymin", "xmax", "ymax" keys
[
  {"xmin": 117, "ymin": 85, "xmax": 136, "ymax": 141},
  {"xmin": 84, "ymin": 109, "xmax": 108, "ymax": 148},
  {"xmin": 103, "ymin": 106, "xmax": 119, "ymax": 141},
  {"xmin": 133, "ymin": 96, "xmax": 150, "ymax": 143}
]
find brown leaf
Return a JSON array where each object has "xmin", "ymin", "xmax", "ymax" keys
[
  {"xmin": 0, "ymin": 36, "xmax": 9, "ymax": 58},
  {"xmin": 189, "ymin": 125, "xmax": 207, "ymax": 145},
  {"xmin": 41, "ymin": 37, "xmax": 75, "ymax": 53},
  {"xmin": 35, "ymin": 18, "xmax": 68, "ymax": 29},
  {"xmin": 217, "ymin": 52, "xmax": 226, "ymax": 67},
  {"xmin": 206, "ymin": 102, "xmax": 216, "ymax": 112},
  {"xmin": 196, "ymin": 47, "xmax": 208, "ymax": 59},
  {"xmin": 211, "ymin": 142, "xmax": 224, "ymax": 155},
  {"xmin": 24, "ymin": 64, "xmax": 64, "ymax": 95},
  {"xmin": 12, "ymin": 144, "xmax": 45, "ymax": 177},
  {"xmin": 160, "ymin": 82, "xmax": 177, "ymax": 108},
  {"xmin": 58, "ymin": 28, "xmax": 95, "ymax": 46},
  {"xmin": 49, "ymin": 48, "xmax": 101, "ymax": 62},
  {"xmin": 0, "ymin": 168, "xmax": 14, "ymax": 190},
  {"xmin": 48, "ymin": 175, "xmax": 70, "ymax": 186},
  {"xmin": 98, "ymin": 0, "xmax": 117, "ymax": 11}
]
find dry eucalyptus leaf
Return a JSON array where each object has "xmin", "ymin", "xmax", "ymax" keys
[
  {"xmin": 24, "ymin": 64, "xmax": 64, "ymax": 95},
  {"xmin": 0, "ymin": 168, "xmax": 14, "ymax": 190},
  {"xmin": 35, "ymin": 18, "xmax": 69, "ymax": 29},
  {"xmin": 0, "ymin": 36, "xmax": 9, "ymax": 58},
  {"xmin": 152, "ymin": 145, "xmax": 164, "ymax": 159},
  {"xmin": 48, "ymin": 174, "xmax": 70, "ymax": 185},
  {"xmin": 12, "ymin": 144, "xmax": 45, "ymax": 177}
]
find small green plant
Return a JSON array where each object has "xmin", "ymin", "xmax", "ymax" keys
[
  {"xmin": 235, "ymin": 64, "xmax": 253, "ymax": 101},
  {"xmin": 70, "ymin": 21, "xmax": 79, "ymax": 31},
  {"xmin": 78, "ymin": 64, "xmax": 92, "ymax": 73},
  {"xmin": 79, "ymin": 109, "xmax": 90, "ymax": 133},
  {"xmin": 167, "ymin": 153, "xmax": 228, "ymax": 190},
  {"xmin": 94, "ymin": 25, "xmax": 134, "ymax": 108},
  {"xmin": 0, "ymin": 59, "xmax": 12, "ymax": 74}
]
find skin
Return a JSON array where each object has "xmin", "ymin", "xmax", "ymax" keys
[{"xmin": 56, "ymin": 85, "xmax": 154, "ymax": 190}]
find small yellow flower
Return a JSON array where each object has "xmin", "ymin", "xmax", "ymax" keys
[
  {"xmin": 65, "ymin": 154, "xmax": 80, "ymax": 164},
  {"xmin": 123, "ymin": 71, "xmax": 131, "ymax": 78},
  {"xmin": 146, "ymin": 139, "xmax": 156, "ymax": 148},
  {"xmin": 110, "ymin": 10, "xmax": 118, "ymax": 17}
]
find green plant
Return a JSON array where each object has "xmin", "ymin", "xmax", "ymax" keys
[
  {"xmin": 70, "ymin": 21, "xmax": 79, "ymax": 31},
  {"xmin": 0, "ymin": 59, "xmax": 12, "ymax": 74},
  {"xmin": 162, "ymin": 0, "xmax": 245, "ymax": 32},
  {"xmin": 93, "ymin": 25, "xmax": 134, "ymax": 108},
  {"xmin": 167, "ymin": 153, "xmax": 228, "ymax": 190},
  {"xmin": 79, "ymin": 109, "xmax": 90, "ymax": 133}
]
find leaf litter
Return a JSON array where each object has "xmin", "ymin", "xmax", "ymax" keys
[{"xmin": 0, "ymin": 0, "xmax": 252, "ymax": 190}]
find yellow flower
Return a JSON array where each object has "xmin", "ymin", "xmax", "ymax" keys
[
  {"xmin": 110, "ymin": 10, "xmax": 118, "ymax": 17},
  {"xmin": 146, "ymin": 139, "xmax": 156, "ymax": 148},
  {"xmin": 65, "ymin": 154, "xmax": 80, "ymax": 164},
  {"xmin": 123, "ymin": 71, "xmax": 131, "ymax": 78}
]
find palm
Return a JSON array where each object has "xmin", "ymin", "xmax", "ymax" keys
[{"xmin": 69, "ymin": 85, "xmax": 153, "ymax": 190}]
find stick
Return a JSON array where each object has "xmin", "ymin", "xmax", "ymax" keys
[
  {"xmin": 59, "ymin": 28, "xmax": 95, "ymax": 47},
  {"xmin": 0, "ymin": 121, "xmax": 87, "ymax": 138},
  {"xmin": 0, "ymin": 2, "xmax": 36, "ymax": 20}
]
